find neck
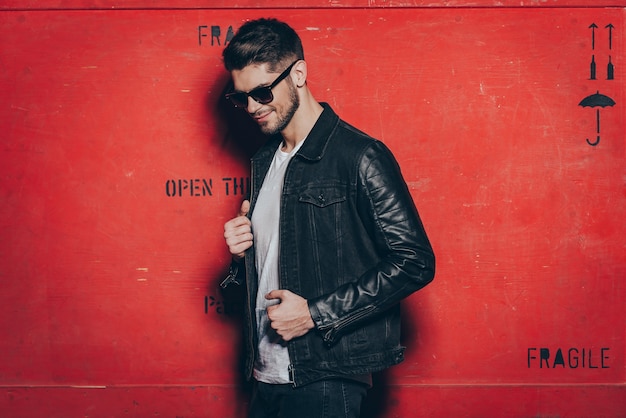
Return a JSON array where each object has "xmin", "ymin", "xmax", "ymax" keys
[{"xmin": 280, "ymin": 91, "xmax": 323, "ymax": 153}]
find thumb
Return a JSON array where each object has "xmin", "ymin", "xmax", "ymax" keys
[
  {"xmin": 265, "ymin": 289, "xmax": 285, "ymax": 302},
  {"xmin": 239, "ymin": 200, "xmax": 250, "ymax": 217}
]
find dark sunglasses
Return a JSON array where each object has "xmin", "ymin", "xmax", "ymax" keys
[{"xmin": 225, "ymin": 60, "xmax": 299, "ymax": 108}]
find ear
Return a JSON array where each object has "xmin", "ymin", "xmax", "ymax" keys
[{"xmin": 291, "ymin": 60, "xmax": 307, "ymax": 88}]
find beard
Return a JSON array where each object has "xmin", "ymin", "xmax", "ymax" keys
[{"xmin": 258, "ymin": 80, "xmax": 300, "ymax": 136}]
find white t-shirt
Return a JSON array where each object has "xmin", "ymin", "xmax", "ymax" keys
[{"xmin": 251, "ymin": 139, "xmax": 305, "ymax": 384}]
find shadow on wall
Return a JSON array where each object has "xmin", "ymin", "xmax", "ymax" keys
[
  {"xmin": 209, "ymin": 74, "xmax": 268, "ymax": 164},
  {"xmin": 202, "ymin": 73, "xmax": 263, "ymax": 415},
  {"xmin": 362, "ymin": 301, "xmax": 428, "ymax": 418},
  {"xmin": 217, "ymin": 265, "xmax": 253, "ymax": 416}
]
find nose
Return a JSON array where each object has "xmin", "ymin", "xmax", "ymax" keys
[{"xmin": 246, "ymin": 96, "xmax": 263, "ymax": 113}]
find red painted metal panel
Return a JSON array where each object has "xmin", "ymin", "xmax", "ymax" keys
[
  {"xmin": 1, "ymin": 385, "xmax": 624, "ymax": 417},
  {"xmin": 1, "ymin": 0, "xmax": 626, "ymax": 10},
  {"xmin": 1, "ymin": 4, "xmax": 624, "ymax": 418}
]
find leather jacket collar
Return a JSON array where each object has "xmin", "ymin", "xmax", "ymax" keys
[{"xmin": 252, "ymin": 103, "xmax": 339, "ymax": 163}]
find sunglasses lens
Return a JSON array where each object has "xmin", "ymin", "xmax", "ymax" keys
[
  {"xmin": 250, "ymin": 87, "xmax": 273, "ymax": 104},
  {"xmin": 227, "ymin": 93, "xmax": 248, "ymax": 108},
  {"xmin": 225, "ymin": 86, "xmax": 275, "ymax": 108}
]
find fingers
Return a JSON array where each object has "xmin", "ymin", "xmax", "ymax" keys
[
  {"xmin": 223, "ymin": 200, "xmax": 253, "ymax": 259},
  {"xmin": 225, "ymin": 236, "xmax": 253, "ymax": 259},
  {"xmin": 224, "ymin": 229, "xmax": 253, "ymax": 258},
  {"xmin": 224, "ymin": 215, "xmax": 251, "ymax": 231},
  {"xmin": 264, "ymin": 290, "xmax": 314, "ymax": 341}
]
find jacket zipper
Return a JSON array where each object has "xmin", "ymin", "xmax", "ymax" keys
[
  {"xmin": 249, "ymin": 161, "xmax": 255, "ymax": 214},
  {"xmin": 281, "ymin": 150, "xmax": 302, "ymax": 384},
  {"xmin": 245, "ymin": 160, "xmax": 256, "ymax": 379},
  {"xmin": 320, "ymin": 305, "xmax": 377, "ymax": 344}
]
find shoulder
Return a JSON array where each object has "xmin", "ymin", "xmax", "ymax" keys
[
  {"xmin": 335, "ymin": 119, "xmax": 375, "ymax": 143},
  {"xmin": 332, "ymin": 119, "xmax": 395, "ymax": 162}
]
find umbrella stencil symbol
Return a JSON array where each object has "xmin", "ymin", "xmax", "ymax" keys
[{"xmin": 578, "ymin": 91, "xmax": 616, "ymax": 146}]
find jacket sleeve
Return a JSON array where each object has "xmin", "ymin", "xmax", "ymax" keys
[{"xmin": 308, "ymin": 141, "xmax": 435, "ymax": 345}]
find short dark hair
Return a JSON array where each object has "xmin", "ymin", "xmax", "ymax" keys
[{"xmin": 222, "ymin": 18, "xmax": 304, "ymax": 72}]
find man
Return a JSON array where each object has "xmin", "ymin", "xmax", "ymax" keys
[{"xmin": 221, "ymin": 18, "xmax": 435, "ymax": 418}]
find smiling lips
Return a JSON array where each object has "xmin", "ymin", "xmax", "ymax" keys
[{"xmin": 253, "ymin": 109, "xmax": 272, "ymax": 123}]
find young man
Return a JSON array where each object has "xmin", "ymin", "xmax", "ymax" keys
[{"xmin": 221, "ymin": 18, "xmax": 435, "ymax": 418}]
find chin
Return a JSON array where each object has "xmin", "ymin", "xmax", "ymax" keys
[{"xmin": 259, "ymin": 124, "xmax": 279, "ymax": 136}]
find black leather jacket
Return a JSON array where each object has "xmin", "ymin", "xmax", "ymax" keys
[{"xmin": 222, "ymin": 103, "xmax": 435, "ymax": 387}]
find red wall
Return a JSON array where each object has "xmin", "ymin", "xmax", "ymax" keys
[{"xmin": 1, "ymin": 2, "xmax": 624, "ymax": 417}]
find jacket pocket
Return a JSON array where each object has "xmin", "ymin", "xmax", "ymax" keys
[{"xmin": 298, "ymin": 186, "xmax": 347, "ymax": 243}]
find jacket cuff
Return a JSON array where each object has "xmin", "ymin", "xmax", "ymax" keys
[
  {"xmin": 307, "ymin": 300, "xmax": 324, "ymax": 329},
  {"xmin": 307, "ymin": 299, "xmax": 340, "ymax": 345}
]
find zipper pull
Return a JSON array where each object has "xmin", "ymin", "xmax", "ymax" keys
[
  {"xmin": 219, "ymin": 274, "xmax": 236, "ymax": 289},
  {"xmin": 220, "ymin": 264, "xmax": 240, "ymax": 288},
  {"xmin": 322, "ymin": 327, "xmax": 338, "ymax": 345},
  {"xmin": 288, "ymin": 364, "xmax": 295, "ymax": 385}
]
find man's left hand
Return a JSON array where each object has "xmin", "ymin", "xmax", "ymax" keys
[{"xmin": 265, "ymin": 290, "xmax": 315, "ymax": 341}]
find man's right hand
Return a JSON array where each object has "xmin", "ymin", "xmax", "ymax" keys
[{"xmin": 223, "ymin": 200, "xmax": 252, "ymax": 260}]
